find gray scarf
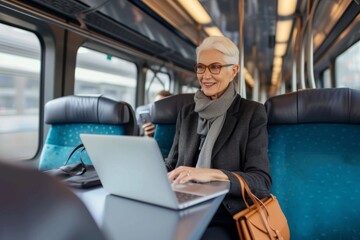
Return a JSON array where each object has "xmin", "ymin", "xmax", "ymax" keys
[{"xmin": 194, "ymin": 81, "xmax": 237, "ymax": 168}]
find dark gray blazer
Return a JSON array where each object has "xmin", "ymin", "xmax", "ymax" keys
[{"xmin": 166, "ymin": 95, "xmax": 271, "ymax": 215}]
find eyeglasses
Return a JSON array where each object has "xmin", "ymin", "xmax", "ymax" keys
[{"xmin": 194, "ymin": 63, "xmax": 234, "ymax": 74}]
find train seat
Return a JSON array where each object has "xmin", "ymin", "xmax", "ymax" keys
[
  {"xmin": 0, "ymin": 161, "xmax": 105, "ymax": 240},
  {"xmin": 39, "ymin": 95, "xmax": 136, "ymax": 171},
  {"xmin": 265, "ymin": 88, "xmax": 360, "ymax": 239},
  {"xmin": 151, "ymin": 93, "xmax": 194, "ymax": 158}
]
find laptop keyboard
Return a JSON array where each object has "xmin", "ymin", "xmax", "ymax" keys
[{"xmin": 174, "ymin": 191, "xmax": 202, "ymax": 204}]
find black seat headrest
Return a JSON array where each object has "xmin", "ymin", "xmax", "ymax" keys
[
  {"xmin": 0, "ymin": 161, "xmax": 105, "ymax": 240},
  {"xmin": 44, "ymin": 95, "xmax": 131, "ymax": 125},
  {"xmin": 265, "ymin": 88, "xmax": 360, "ymax": 125},
  {"xmin": 151, "ymin": 94, "xmax": 195, "ymax": 124}
]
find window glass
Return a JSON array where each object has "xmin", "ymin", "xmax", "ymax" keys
[
  {"xmin": 0, "ymin": 23, "xmax": 41, "ymax": 161},
  {"xmin": 335, "ymin": 41, "xmax": 360, "ymax": 89},
  {"xmin": 145, "ymin": 69, "xmax": 171, "ymax": 104},
  {"xmin": 75, "ymin": 47, "xmax": 137, "ymax": 107},
  {"xmin": 181, "ymin": 85, "xmax": 198, "ymax": 93},
  {"xmin": 322, "ymin": 68, "xmax": 331, "ymax": 88}
]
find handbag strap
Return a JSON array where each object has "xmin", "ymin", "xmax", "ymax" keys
[
  {"xmin": 63, "ymin": 143, "xmax": 87, "ymax": 175},
  {"xmin": 232, "ymin": 172, "xmax": 275, "ymax": 240},
  {"xmin": 63, "ymin": 143, "xmax": 85, "ymax": 166}
]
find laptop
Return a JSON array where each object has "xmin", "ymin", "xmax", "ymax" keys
[
  {"xmin": 80, "ymin": 134, "xmax": 229, "ymax": 209},
  {"xmin": 102, "ymin": 194, "xmax": 219, "ymax": 239}
]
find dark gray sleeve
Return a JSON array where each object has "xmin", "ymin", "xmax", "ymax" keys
[{"xmin": 222, "ymin": 104, "xmax": 272, "ymax": 198}]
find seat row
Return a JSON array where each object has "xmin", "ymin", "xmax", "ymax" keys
[
  {"xmin": 39, "ymin": 93, "xmax": 194, "ymax": 170},
  {"xmin": 39, "ymin": 88, "xmax": 360, "ymax": 239},
  {"xmin": 265, "ymin": 88, "xmax": 360, "ymax": 239}
]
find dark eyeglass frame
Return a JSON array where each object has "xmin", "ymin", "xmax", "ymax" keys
[{"xmin": 194, "ymin": 63, "xmax": 234, "ymax": 74}]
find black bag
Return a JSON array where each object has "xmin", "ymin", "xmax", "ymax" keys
[{"xmin": 45, "ymin": 144, "xmax": 101, "ymax": 188}]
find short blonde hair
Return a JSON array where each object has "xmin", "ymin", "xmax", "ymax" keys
[{"xmin": 196, "ymin": 36, "xmax": 239, "ymax": 64}]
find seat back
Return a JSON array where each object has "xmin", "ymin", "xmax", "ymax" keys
[
  {"xmin": 151, "ymin": 93, "xmax": 194, "ymax": 158},
  {"xmin": 265, "ymin": 88, "xmax": 360, "ymax": 239},
  {"xmin": 0, "ymin": 161, "xmax": 105, "ymax": 240},
  {"xmin": 39, "ymin": 95, "xmax": 136, "ymax": 171}
]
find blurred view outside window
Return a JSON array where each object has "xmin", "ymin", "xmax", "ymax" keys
[
  {"xmin": 335, "ymin": 41, "xmax": 360, "ymax": 89},
  {"xmin": 0, "ymin": 23, "xmax": 41, "ymax": 161},
  {"xmin": 323, "ymin": 68, "xmax": 331, "ymax": 88},
  {"xmin": 145, "ymin": 69, "xmax": 170, "ymax": 104},
  {"xmin": 75, "ymin": 47, "xmax": 137, "ymax": 107}
]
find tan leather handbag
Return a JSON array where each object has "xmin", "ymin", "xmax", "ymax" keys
[{"xmin": 232, "ymin": 173, "xmax": 290, "ymax": 240}]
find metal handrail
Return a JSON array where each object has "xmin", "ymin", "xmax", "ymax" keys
[{"xmin": 238, "ymin": 0, "xmax": 246, "ymax": 98}]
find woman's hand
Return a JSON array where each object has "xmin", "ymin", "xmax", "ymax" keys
[{"xmin": 168, "ymin": 166, "xmax": 229, "ymax": 184}]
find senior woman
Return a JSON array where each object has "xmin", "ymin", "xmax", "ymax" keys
[{"xmin": 167, "ymin": 36, "xmax": 271, "ymax": 239}]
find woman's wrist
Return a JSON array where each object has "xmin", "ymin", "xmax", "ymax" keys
[{"xmin": 212, "ymin": 169, "xmax": 230, "ymax": 181}]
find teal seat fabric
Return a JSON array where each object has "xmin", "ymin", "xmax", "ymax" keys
[
  {"xmin": 151, "ymin": 94, "xmax": 194, "ymax": 159},
  {"xmin": 265, "ymin": 88, "xmax": 360, "ymax": 239},
  {"xmin": 268, "ymin": 124, "xmax": 360, "ymax": 239},
  {"xmin": 39, "ymin": 95, "xmax": 136, "ymax": 171},
  {"xmin": 40, "ymin": 124, "xmax": 125, "ymax": 170},
  {"xmin": 153, "ymin": 124, "xmax": 176, "ymax": 158}
]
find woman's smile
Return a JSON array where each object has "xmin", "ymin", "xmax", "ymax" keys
[{"xmin": 202, "ymin": 82, "xmax": 216, "ymax": 88}]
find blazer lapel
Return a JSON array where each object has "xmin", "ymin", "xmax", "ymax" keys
[
  {"xmin": 183, "ymin": 110, "xmax": 200, "ymax": 166},
  {"xmin": 212, "ymin": 96, "xmax": 241, "ymax": 158}
]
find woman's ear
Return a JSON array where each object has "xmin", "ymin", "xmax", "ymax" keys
[
  {"xmin": 232, "ymin": 64, "xmax": 240, "ymax": 76},
  {"xmin": 233, "ymin": 64, "xmax": 240, "ymax": 76}
]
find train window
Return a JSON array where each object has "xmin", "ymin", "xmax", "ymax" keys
[
  {"xmin": 322, "ymin": 68, "xmax": 331, "ymax": 88},
  {"xmin": 75, "ymin": 47, "xmax": 137, "ymax": 107},
  {"xmin": 0, "ymin": 23, "xmax": 41, "ymax": 161},
  {"xmin": 335, "ymin": 41, "xmax": 360, "ymax": 89},
  {"xmin": 181, "ymin": 85, "xmax": 198, "ymax": 93},
  {"xmin": 145, "ymin": 69, "xmax": 171, "ymax": 104}
]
